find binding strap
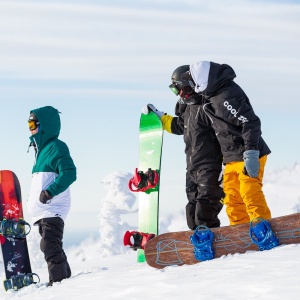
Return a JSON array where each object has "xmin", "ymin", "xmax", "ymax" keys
[
  {"xmin": 3, "ymin": 273, "xmax": 40, "ymax": 291},
  {"xmin": 0, "ymin": 218, "xmax": 31, "ymax": 239},
  {"xmin": 249, "ymin": 218, "xmax": 279, "ymax": 251},
  {"xmin": 123, "ymin": 231, "xmax": 155, "ymax": 250},
  {"xmin": 128, "ymin": 168, "xmax": 159, "ymax": 192},
  {"xmin": 190, "ymin": 225, "xmax": 214, "ymax": 261}
]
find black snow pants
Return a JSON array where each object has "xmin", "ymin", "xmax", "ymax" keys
[
  {"xmin": 38, "ymin": 217, "xmax": 71, "ymax": 283},
  {"xmin": 185, "ymin": 168, "xmax": 224, "ymax": 230}
]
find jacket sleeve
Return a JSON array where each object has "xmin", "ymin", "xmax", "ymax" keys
[
  {"xmin": 161, "ymin": 101, "xmax": 186, "ymax": 135},
  {"xmin": 241, "ymin": 113, "xmax": 262, "ymax": 150},
  {"xmin": 47, "ymin": 142, "xmax": 77, "ymax": 196},
  {"xmin": 213, "ymin": 87, "xmax": 262, "ymax": 150},
  {"xmin": 161, "ymin": 114, "xmax": 185, "ymax": 135}
]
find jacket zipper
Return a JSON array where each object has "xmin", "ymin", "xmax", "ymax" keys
[
  {"xmin": 203, "ymin": 101, "xmax": 214, "ymax": 125},
  {"xmin": 195, "ymin": 106, "xmax": 200, "ymax": 120}
]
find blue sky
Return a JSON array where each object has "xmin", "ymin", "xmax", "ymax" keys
[{"xmin": 1, "ymin": 0, "xmax": 300, "ymax": 232}]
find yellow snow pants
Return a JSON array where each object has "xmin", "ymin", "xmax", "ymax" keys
[{"xmin": 223, "ymin": 155, "xmax": 271, "ymax": 225}]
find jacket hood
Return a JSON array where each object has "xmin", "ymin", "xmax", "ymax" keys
[
  {"xmin": 29, "ymin": 106, "xmax": 61, "ymax": 150},
  {"xmin": 190, "ymin": 61, "xmax": 211, "ymax": 93},
  {"xmin": 190, "ymin": 61, "xmax": 236, "ymax": 96}
]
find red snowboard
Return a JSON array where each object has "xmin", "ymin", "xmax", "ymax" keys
[{"xmin": 0, "ymin": 170, "xmax": 32, "ymax": 286}]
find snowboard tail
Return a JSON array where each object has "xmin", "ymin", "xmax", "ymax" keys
[{"xmin": 144, "ymin": 212, "xmax": 300, "ymax": 269}]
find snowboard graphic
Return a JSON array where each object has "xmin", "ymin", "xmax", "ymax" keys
[
  {"xmin": 0, "ymin": 170, "xmax": 34, "ymax": 290},
  {"xmin": 134, "ymin": 112, "xmax": 163, "ymax": 262},
  {"xmin": 144, "ymin": 212, "xmax": 300, "ymax": 269}
]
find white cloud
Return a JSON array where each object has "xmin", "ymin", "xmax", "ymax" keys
[{"xmin": 1, "ymin": 0, "xmax": 299, "ymax": 83}]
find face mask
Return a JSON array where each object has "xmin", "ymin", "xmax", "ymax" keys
[{"xmin": 181, "ymin": 93, "xmax": 203, "ymax": 105}]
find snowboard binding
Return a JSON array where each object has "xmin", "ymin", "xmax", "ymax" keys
[
  {"xmin": 249, "ymin": 218, "xmax": 279, "ymax": 251},
  {"xmin": 190, "ymin": 225, "xmax": 215, "ymax": 261},
  {"xmin": 123, "ymin": 231, "xmax": 155, "ymax": 250},
  {"xmin": 128, "ymin": 168, "xmax": 159, "ymax": 192},
  {"xmin": 3, "ymin": 273, "xmax": 40, "ymax": 291},
  {"xmin": 0, "ymin": 218, "xmax": 31, "ymax": 239}
]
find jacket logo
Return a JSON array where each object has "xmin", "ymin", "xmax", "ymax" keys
[{"xmin": 223, "ymin": 101, "xmax": 248, "ymax": 123}]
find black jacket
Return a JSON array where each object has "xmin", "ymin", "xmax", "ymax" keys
[
  {"xmin": 170, "ymin": 100, "xmax": 223, "ymax": 171},
  {"xmin": 201, "ymin": 62, "xmax": 271, "ymax": 163}
]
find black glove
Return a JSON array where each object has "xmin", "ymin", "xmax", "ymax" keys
[{"xmin": 39, "ymin": 190, "xmax": 52, "ymax": 204}]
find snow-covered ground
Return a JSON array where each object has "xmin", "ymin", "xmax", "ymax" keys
[{"xmin": 1, "ymin": 165, "xmax": 300, "ymax": 299}]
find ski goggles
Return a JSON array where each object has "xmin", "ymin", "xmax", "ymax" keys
[
  {"xmin": 28, "ymin": 120, "xmax": 39, "ymax": 131},
  {"xmin": 169, "ymin": 83, "xmax": 181, "ymax": 96},
  {"xmin": 169, "ymin": 83, "xmax": 194, "ymax": 98}
]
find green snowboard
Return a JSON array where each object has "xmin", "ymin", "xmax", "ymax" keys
[{"xmin": 137, "ymin": 112, "xmax": 163, "ymax": 262}]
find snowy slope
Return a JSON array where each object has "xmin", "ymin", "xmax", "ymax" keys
[
  {"xmin": 2, "ymin": 245, "xmax": 300, "ymax": 300},
  {"xmin": 1, "ymin": 165, "xmax": 300, "ymax": 299}
]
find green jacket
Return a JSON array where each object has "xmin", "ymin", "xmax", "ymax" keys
[{"xmin": 28, "ymin": 106, "xmax": 76, "ymax": 223}]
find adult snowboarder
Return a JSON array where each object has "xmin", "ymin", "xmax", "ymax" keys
[
  {"xmin": 145, "ymin": 65, "xmax": 224, "ymax": 230},
  {"xmin": 27, "ymin": 106, "xmax": 77, "ymax": 286},
  {"xmin": 168, "ymin": 61, "xmax": 272, "ymax": 226}
]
